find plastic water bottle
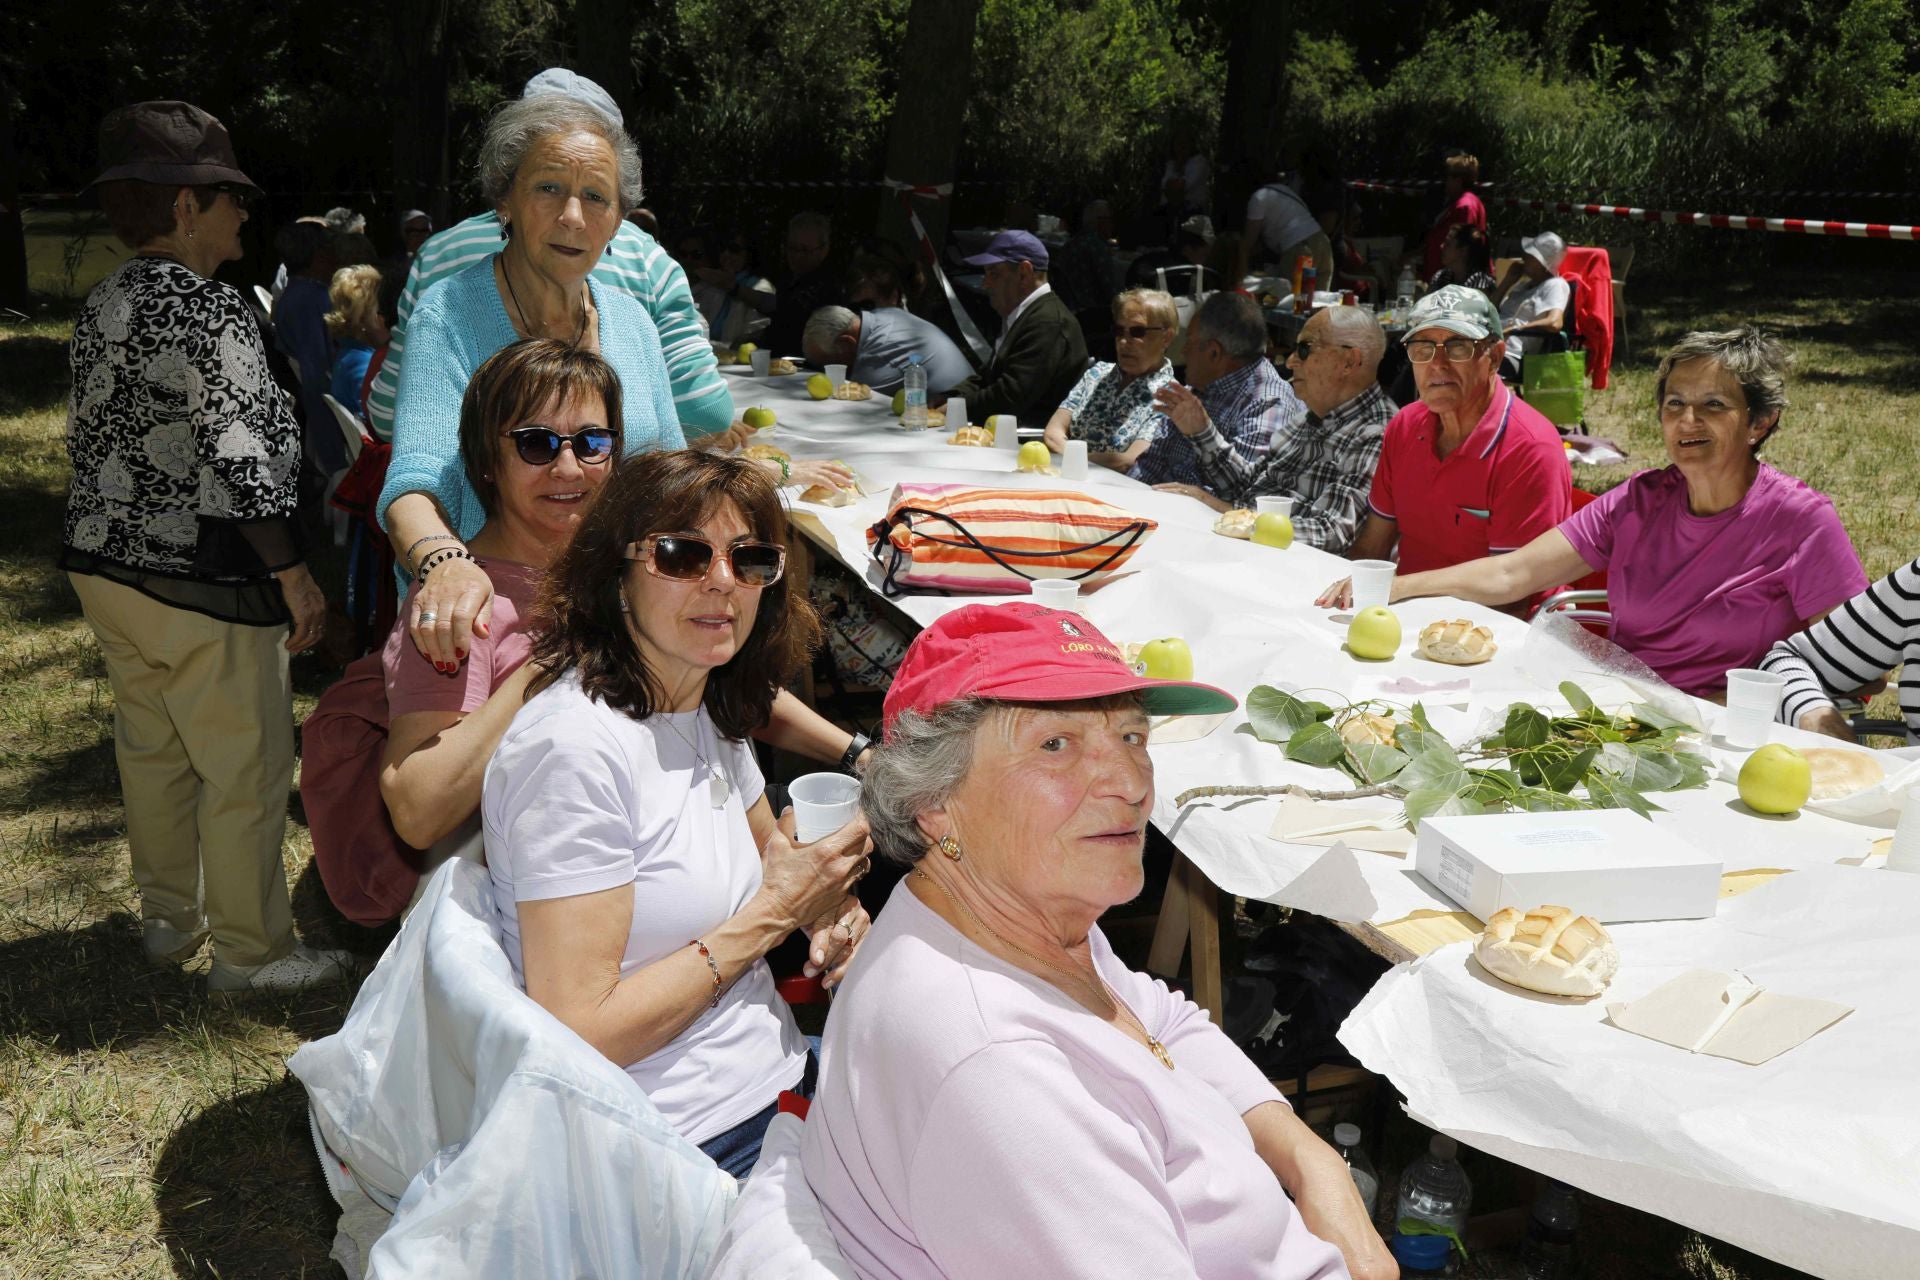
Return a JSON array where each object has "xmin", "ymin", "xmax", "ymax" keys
[
  {"xmin": 1332, "ymin": 1123, "xmax": 1379, "ymax": 1221},
  {"xmin": 902, "ymin": 354, "xmax": 928, "ymax": 429},
  {"xmin": 1396, "ymin": 263, "xmax": 1417, "ymax": 317},
  {"xmin": 1520, "ymin": 1179, "xmax": 1581, "ymax": 1280},
  {"xmin": 1391, "ymin": 1134, "xmax": 1472, "ymax": 1276}
]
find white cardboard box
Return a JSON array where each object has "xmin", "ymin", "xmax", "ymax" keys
[{"xmin": 1415, "ymin": 809, "xmax": 1722, "ymax": 924}]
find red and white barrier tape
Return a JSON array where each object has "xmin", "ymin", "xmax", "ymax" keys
[
  {"xmin": 1347, "ymin": 180, "xmax": 1920, "ymax": 239},
  {"xmin": 1350, "ymin": 178, "xmax": 1920, "ymax": 200}
]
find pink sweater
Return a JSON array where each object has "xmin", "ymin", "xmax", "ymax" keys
[{"xmin": 800, "ymin": 879, "xmax": 1350, "ymax": 1279}]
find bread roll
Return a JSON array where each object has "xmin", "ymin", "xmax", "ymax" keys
[
  {"xmin": 743, "ymin": 444, "xmax": 789, "ymax": 464},
  {"xmin": 1418, "ymin": 618, "xmax": 1498, "ymax": 665},
  {"xmin": 801, "ymin": 464, "xmax": 860, "ymax": 507},
  {"xmin": 831, "ymin": 380, "xmax": 872, "ymax": 401},
  {"xmin": 948, "ymin": 426, "xmax": 994, "ymax": 447},
  {"xmin": 1475, "ymin": 905, "xmax": 1618, "ymax": 998},
  {"xmin": 1802, "ymin": 747, "xmax": 1885, "ymax": 800},
  {"xmin": 1213, "ymin": 509, "xmax": 1256, "ymax": 539},
  {"xmin": 1337, "ymin": 710, "xmax": 1397, "ymax": 747},
  {"xmin": 768, "ymin": 358, "xmax": 798, "ymax": 375}
]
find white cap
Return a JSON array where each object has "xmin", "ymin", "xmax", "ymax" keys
[
  {"xmin": 1430, "ymin": 1134, "xmax": 1458, "ymax": 1160},
  {"xmin": 1522, "ymin": 231, "xmax": 1567, "ymax": 271},
  {"xmin": 523, "ymin": 68, "xmax": 624, "ymax": 129},
  {"xmin": 1334, "ymin": 1123, "xmax": 1361, "ymax": 1146}
]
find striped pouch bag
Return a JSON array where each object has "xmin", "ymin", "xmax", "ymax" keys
[{"xmin": 865, "ymin": 482, "xmax": 1157, "ymax": 596}]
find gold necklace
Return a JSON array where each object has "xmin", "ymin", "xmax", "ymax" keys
[
  {"xmin": 915, "ymin": 870, "xmax": 1173, "ymax": 1070},
  {"xmin": 498, "ymin": 250, "xmax": 585, "ymax": 343}
]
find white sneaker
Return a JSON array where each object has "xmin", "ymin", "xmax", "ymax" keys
[
  {"xmin": 207, "ymin": 943, "xmax": 353, "ymax": 996},
  {"xmin": 143, "ymin": 918, "xmax": 209, "ymax": 966}
]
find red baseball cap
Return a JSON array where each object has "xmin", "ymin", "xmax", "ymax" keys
[{"xmin": 882, "ymin": 602, "xmax": 1237, "ymax": 737}]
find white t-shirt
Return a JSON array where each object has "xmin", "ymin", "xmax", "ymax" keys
[
  {"xmin": 1499, "ymin": 274, "xmax": 1572, "ymax": 363},
  {"xmin": 482, "ymin": 672, "xmax": 808, "ymax": 1144},
  {"xmin": 1246, "ymin": 184, "xmax": 1322, "ymax": 258},
  {"xmin": 1162, "ymin": 154, "xmax": 1212, "ymax": 210}
]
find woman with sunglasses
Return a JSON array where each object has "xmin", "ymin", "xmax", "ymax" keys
[
  {"xmin": 483, "ymin": 450, "xmax": 871, "ymax": 1178},
  {"xmin": 1041, "ymin": 288, "xmax": 1179, "ymax": 473},
  {"xmin": 62, "ymin": 101, "xmax": 347, "ymax": 994}
]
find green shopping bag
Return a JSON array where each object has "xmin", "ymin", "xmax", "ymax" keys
[{"xmin": 1522, "ymin": 350, "xmax": 1587, "ymax": 429}]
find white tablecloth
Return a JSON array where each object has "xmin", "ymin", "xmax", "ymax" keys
[{"xmin": 727, "ymin": 366, "xmax": 1916, "ymax": 1276}]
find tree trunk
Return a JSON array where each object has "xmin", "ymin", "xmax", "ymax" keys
[
  {"xmin": 573, "ymin": 0, "xmax": 640, "ymax": 128},
  {"xmin": 1216, "ymin": 0, "xmax": 1294, "ymax": 231},
  {"xmin": 0, "ymin": 94, "xmax": 27, "ymax": 309},
  {"xmin": 389, "ymin": 0, "xmax": 454, "ymax": 228},
  {"xmin": 877, "ymin": 0, "xmax": 984, "ymax": 259}
]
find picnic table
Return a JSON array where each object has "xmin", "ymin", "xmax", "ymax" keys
[{"xmin": 722, "ymin": 362, "xmax": 1920, "ymax": 1280}]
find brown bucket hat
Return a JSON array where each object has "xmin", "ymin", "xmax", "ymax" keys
[{"xmin": 86, "ymin": 100, "xmax": 260, "ymax": 194}]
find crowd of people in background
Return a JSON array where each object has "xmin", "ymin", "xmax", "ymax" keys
[{"xmin": 55, "ymin": 64, "xmax": 1898, "ymax": 1280}]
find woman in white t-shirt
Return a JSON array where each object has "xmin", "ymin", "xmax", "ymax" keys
[
  {"xmin": 1493, "ymin": 230, "xmax": 1572, "ymax": 377},
  {"xmin": 482, "ymin": 449, "xmax": 873, "ymax": 1178}
]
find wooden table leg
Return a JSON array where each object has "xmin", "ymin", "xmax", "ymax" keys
[
  {"xmin": 1147, "ymin": 850, "xmax": 1225, "ymax": 1025},
  {"xmin": 1147, "ymin": 852, "xmax": 1194, "ymax": 979}
]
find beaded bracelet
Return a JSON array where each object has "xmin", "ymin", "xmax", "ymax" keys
[
  {"xmin": 404, "ymin": 533, "xmax": 462, "ymax": 573},
  {"xmin": 418, "ymin": 546, "xmax": 476, "ymax": 579},
  {"xmin": 689, "ymin": 939, "xmax": 723, "ymax": 1008}
]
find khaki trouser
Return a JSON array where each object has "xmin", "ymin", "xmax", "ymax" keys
[{"xmin": 69, "ymin": 573, "xmax": 295, "ymax": 967}]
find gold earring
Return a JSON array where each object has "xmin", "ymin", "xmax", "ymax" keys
[{"xmin": 938, "ymin": 834, "xmax": 962, "ymax": 861}]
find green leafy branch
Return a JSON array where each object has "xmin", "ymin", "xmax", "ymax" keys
[{"xmin": 1172, "ymin": 681, "xmax": 1712, "ymax": 825}]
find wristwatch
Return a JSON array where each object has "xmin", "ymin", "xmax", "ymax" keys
[{"xmin": 839, "ymin": 732, "xmax": 871, "ymax": 774}]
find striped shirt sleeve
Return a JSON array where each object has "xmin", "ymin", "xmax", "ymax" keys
[{"xmin": 1761, "ymin": 558, "xmax": 1920, "ymax": 739}]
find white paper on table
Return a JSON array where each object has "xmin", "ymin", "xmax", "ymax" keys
[
  {"xmin": 1149, "ymin": 712, "xmax": 1232, "ymax": 745},
  {"xmin": 1267, "ymin": 794, "xmax": 1413, "ymax": 856},
  {"xmin": 1605, "ymin": 969, "xmax": 1852, "ymax": 1065},
  {"xmin": 1339, "ymin": 865, "xmax": 1920, "ymax": 1265},
  {"xmin": 1352, "ymin": 670, "xmax": 1473, "ymax": 707}
]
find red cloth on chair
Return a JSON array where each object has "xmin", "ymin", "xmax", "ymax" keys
[{"xmin": 1559, "ymin": 247, "xmax": 1614, "ymax": 390}]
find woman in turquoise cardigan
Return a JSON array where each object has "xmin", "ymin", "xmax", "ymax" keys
[{"xmin": 380, "ymin": 93, "xmax": 682, "ymax": 658}]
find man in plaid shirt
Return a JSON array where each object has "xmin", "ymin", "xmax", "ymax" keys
[
  {"xmin": 1130, "ymin": 293, "xmax": 1302, "ymax": 490},
  {"xmin": 1152, "ymin": 305, "xmax": 1394, "ymax": 554}
]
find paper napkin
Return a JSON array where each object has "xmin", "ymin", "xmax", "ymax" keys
[
  {"xmin": 1606, "ymin": 969, "xmax": 1852, "ymax": 1066},
  {"xmin": 1267, "ymin": 793, "xmax": 1415, "ymax": 856}
]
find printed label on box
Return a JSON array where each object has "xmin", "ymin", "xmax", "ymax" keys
[
  {"xmin": 1435, "ymin": 844, "xmax": 1475, "ymax": 903},
  {"xmin": 1511, "ymin": 826, "xmax": 1607, "ymax": 847}
]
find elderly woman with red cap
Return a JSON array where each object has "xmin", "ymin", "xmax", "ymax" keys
[
  {"xmin": 799, "ymin": 604, "xmax": 1395, "ymax": 1280},
  {"xmin": 63, "ymin": 101, "xmax": 348, "ymax": 996}
]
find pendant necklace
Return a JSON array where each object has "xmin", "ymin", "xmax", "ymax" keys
[
  {"xmin": 498, "ymin": 251, "xmax": 585, "ymax": 343},
  {"xmin": 656, "ymin": 708, "xmax": 730, "ymax": 809},
  {"xmin": 915, "ymin": 870, "xmax": 1173, "ymax": 1070}
]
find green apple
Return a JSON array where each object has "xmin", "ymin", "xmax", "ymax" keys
[
  {"xmin": 806, "ymin": 373, "xmax": 833, "ymax": 400},
  {"xmin": 891, "ymin": 389, "xmax": 907, "ymax": 416},
  {"xmin": 1016, "ymin": 441, "xmax": 1052, "ymax": 472},
  {"xmin": 1346, "ymin": 606, "xmax": 1402, "ymax": 660},
  {"xmin": 735, "ymin": 342, "xmax": 757, "ymax": 362},
  {"xmin": 1252, "ymin": 512, "xmax": 1294, "ymax": 548},
  {"xmin": 1137, "ymin": 637, "xmax": 1194, "ymax": 682},
  {"xmin": 742, "ymin": 405, "xmax": 777, "ymax": 430},
  {"xmin": 1738, "ymin": 744, "xmax": 1811, "ymax": 814}
]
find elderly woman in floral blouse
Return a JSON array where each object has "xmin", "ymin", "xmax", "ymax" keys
[
  {"xmin": 1042, "ymin": 288, "xmax": 1178, "ymax": 473},
  {"xmin": 65, "ymin": 100, "xmax": 348, "ymax": 996}
]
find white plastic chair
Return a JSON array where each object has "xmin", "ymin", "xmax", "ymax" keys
[
  {"xmin": 1536, "ymin": 588, "xmax": 1611, "ymax": 634},
  {"xmin": 248, "ymin": 283, "xmax": 274, "ymax": 331},
  {"xmin": 323, "ymin": 393, "xmax": 368, "ymax": 465}
]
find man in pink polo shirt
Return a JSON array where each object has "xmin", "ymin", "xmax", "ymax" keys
[{"xmin": 1319, "ymin": 284, "xmax": 1569, "ymax": 614}]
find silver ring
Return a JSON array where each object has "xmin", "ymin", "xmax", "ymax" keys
[
  {"xmin": 418, "ymin": 610, "xmax": 438, "ymax": 624},
  {"xmin": 836, "ymin": 921, "xmax": 854, "ymax": 943}
]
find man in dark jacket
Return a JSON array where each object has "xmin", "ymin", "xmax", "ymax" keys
[{"xmin": 939, "ymin": 231, "xmax": 1087, "ymax": 425}]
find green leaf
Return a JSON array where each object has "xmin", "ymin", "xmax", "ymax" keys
[
  {"xmin": 1403, "ymin": 784, "xmax": 1486, "ymax": 825},
  {"xmin": 1534, "ymin": 743, "xmax": 1598, "ymax": 793},
  {"xmin": 1584, "ymin": 771, "xmax": 1657, "ymax": 817},
  {"xmin": 1559, "ymin": 680, "xmax": 1596, "ymax": 713},
  {"xmin": 1285, "ymin": 721, "xmax": 1349, "ymax": 767},
  {"xmin": 1464, "ymin": 767, "xmax": 1523, "ymax": 805},
  {"xmin": 1398, "ymin": 742, "xmax": 1468, "ymax": 796},
  {"xmin": 1409, "ymin": 702, "xmax": 1437, "ymax": 734},
  {"xmin": 1246, "ymin": 687, "xmax": 1321, "ymax": 743},
  {"xmin": 1503, "ymin": 704, "xmax": 1552, "ymax": 749},
  {"xmin": 1346, "ymin": 741, "xmax": 1410, "ymax": 784},
  {"xmin": 1514, "ymin": 785, "xmax": 1592, "ymax": 812},
  {"xmin": 1626, "ymin": 702, "xmax": 1690, "ymax": 732}
]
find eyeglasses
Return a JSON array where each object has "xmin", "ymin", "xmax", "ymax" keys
[
  {"xmin": 1291, "ymin": 340, "xmax": 1355, "ymax": 361},
  {"xmin": 624, "ymin": 534, "xmax": 786, "ymax": 587},
  {"xmin": 210, "ymin": 183, "xmax": 256, "ymax": 210},
  {"xmin": 1405, "ymin": 337, "xmax": 1489, "ymax": 363},
  {"xmin": 1112, "ymin": 324, "xmax": 1168, "ymax": 340},
  {"xmin": 502, "ymin": 426, "xmax": 618, "ymax": 466}
]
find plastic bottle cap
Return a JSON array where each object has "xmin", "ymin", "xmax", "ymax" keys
[
  {"xmin": 1390, "ymin": 1233, "xmax": 1453, "ymax": 1269},
  {"xmin": 1430, "ymin": 1134, "xmax": 1457, "ymax": 1160},
  {"xmin": 1334, "ymin": 1123, "xmax": 1361, "ymax": 1146}
]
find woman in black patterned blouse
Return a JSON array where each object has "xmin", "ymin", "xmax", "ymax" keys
[{"xmin": 64, "ymin": 100, "xmax": 349, "ymax": 996}]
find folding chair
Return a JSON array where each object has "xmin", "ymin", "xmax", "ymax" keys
[{"xmin": 1608, "ymin": 245, "xmax": 1636, "ymax": 358}]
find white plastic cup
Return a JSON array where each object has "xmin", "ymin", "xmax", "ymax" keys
[
  {"xmin": 1721, "ymin": 668, "xmax": 1787, "ymax": 749},
  {"xmin": 749, "ymin": 350, "xmax": 771, "ymax": 377},
  {"xmin": 1888, "ymin": 789, "xmax": 1920, "ymax": 874},
  {"xmin": 1255, "ymin": 495, "xmax": 1294, "ymax": 517},
  {"xmin": 946, "ymin": 396, "xmax": 967, "ymax": 428},
  {"xmin": 991, "ymin": 415, "xmax": 1020, "ymax": 450},
  {"xmin": 1350, "ymin": 559, "xmax": 1396, "ymax": 611},
  {"xmin": 1062, "ymin": 440, "xmax": 1089, "ymax": 480},
  {"xmin": 790, "ymin": 772, "xmax": 862, "ymax": 844},
  {"xmin": 1029, "ymin": 578, "xmax": 1080, "ymax": 611},
  {"xmin": 825, "ymin": 363, "xmax": 848, "ymax": 390}
]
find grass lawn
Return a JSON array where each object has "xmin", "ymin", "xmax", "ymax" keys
[{"xmin": 2, "ymin": 270, "xmax": 1910, "ymax": 1277}]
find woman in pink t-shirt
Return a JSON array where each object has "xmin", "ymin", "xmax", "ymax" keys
[
  {"xmin": 800, "ymin": 604, "xmax": 1394, "ymax": 1280},
  {"xmin": 1377, "ymin": 328, "xmax": 1865, "ymax": 696}
]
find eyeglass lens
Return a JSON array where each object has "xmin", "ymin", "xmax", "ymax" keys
[
  {"xmin": 1405, "ymin": 338, "xmax": 1480, "ymax": 363},
  {"xmin": 650, "ymin": 535, "xmax": 784, "ymax": 587},
  {"xmin": 508, "ymin": 427, "xmax": 617, "ymax": 465}
]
